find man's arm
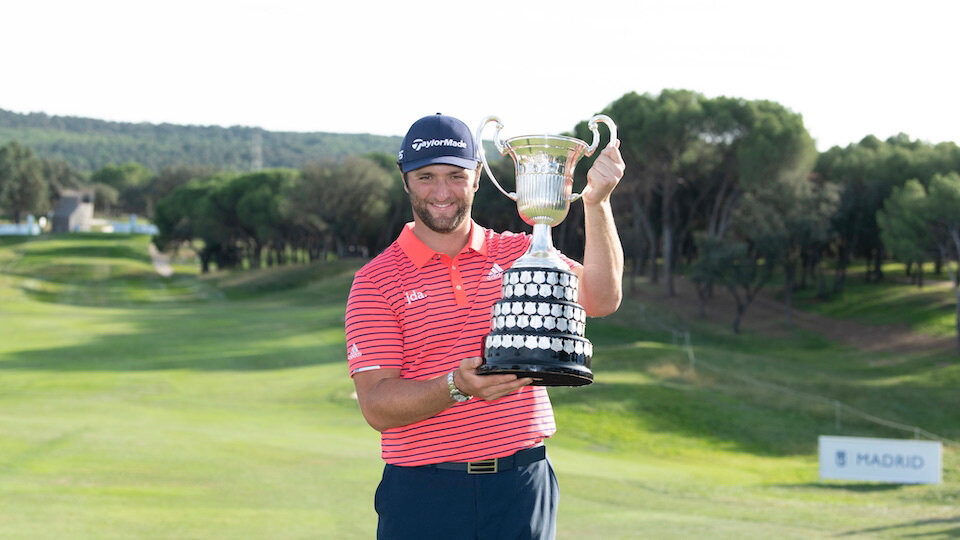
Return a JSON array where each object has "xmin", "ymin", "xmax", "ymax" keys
[
  {"xmin": 347, "ymin": 271, "xmax": 533, "ymax": 433},
  {"xmin": 353, "ymin": 358, "xmax": 532, "ymax": 432},
  {"xmin": 577, "ymin": 140, "xmax": 626, "ymax": 317}
]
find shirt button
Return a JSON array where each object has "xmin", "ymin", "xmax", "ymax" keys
[
  {"xmin": 455, "ymin": 285, "xmax": 462, "ymax": 290},
  {"xmin": 452, "ymin": 265, "xmax": 457, "ymax": 270}
]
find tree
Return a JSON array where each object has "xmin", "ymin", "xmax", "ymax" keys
[
  {"xmin": 721, "ymin": 188, "xmax": 786, "ymax": 333},
  {"xmin": 235, "ymin": 170, "xmax": 299, "ymax": 266},
  {"xmin": 360, "ymin": 151, "xmax": 412, "ymax": 250},
  {"xmin": 694, "ymin": 110, "xmax": 820, "ymax": 332},
  {"xmin": 90, "ymin": 183, "xmax": 120, "ymax": 214},
  {"xmin": 877, "ymin": 179, "xmax": 932, "ymax": 287},
  {"xmin": 0, "ymin": 142, "xmax": 49, "ymax": 223},
  {"xmin": 718, "ymin": 100, "xmax": 823, "ymax": 325},
  {"xmin": 925, "ymin": 172, "xmax": 960, "ymax": 351},
  {"xmin": 816, "ymin": 135, "xmax": 960, "ymax": 290},
  {"xmin": 154, "ymin": 176, "xmax": 228, "ymax": 273},
  {"xmin": 41, "ymin": 158, "xmax": 84, "ymax": 207},
  {"xmin": 194, "ymin": 170, "xmax": 299, "ymax": 269},
  {"xmin": 792, "ymin": 177, "xmax": 840, "ymax": 300},
  {"xmin": 291, "ymin": 157, "xmax": 393, "ymax": 259},
  {"xmin": 145, "ymin": 165, "xmax": 219, "ymax": 219},
  {"xmin": 878, "ymin": 172, "xmax": 960, "ymax": 352},
  {"xmin": 690, "ymin": 232, "xmax": 778, "ymax": 334},
  {"xmin": 150, "ymin": 165, "xmax": 218, "ymax": 202},
  {"xmin": 603, "ymin": 90, "xmax": 708, "ymax": 295},
  {"xmin": 90, "ymin": 162, "xmax": 153, "ymax": 215},
  {"xmin": 689, "ymin": 233, "xmax": 731, "ymax": 318},
  {"xmin": 601, "ymin": 91, "xmax": 817, "ymax": 301}
]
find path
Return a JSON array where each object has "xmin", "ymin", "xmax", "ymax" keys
[{"xmin": 148, "ymin": 243, "xmax": 174, "ymax": 277}]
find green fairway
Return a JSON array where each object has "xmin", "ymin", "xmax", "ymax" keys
[{"xmin": 1, "ymin": 235, "xmax": 958, "ymax": 539}]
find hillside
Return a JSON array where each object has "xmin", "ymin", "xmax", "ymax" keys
[
  {"xmin": 0, "ymin": 107, "xmax": 401, "ymax": 171},
  {"xmin": 0, "ymin": 234, "xmax": 958, "ymax": 538}
]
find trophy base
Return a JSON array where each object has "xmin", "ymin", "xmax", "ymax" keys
[
  {"xmin": 479, "ymin": 340, "xmax": 593, "ymax": 387},
  {"xmin": 477, "ymin": 362, "xmax": 593, "ymax": 387}
]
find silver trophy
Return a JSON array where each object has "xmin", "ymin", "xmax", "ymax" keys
[{"xmin": 476, "ymin": 115, "xmax": 617, "ymax": 386}]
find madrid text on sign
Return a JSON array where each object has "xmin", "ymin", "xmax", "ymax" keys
[{"xmin": 819, "ymin": 436, "xmax": 942, "ymax": 484}]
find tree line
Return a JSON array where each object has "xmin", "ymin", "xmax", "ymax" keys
[
  {"xmin": 0, "ymin": 107, "xmax": 400, "ymax": 171},
  {"xmin": 150, "ymin": 152, "xmax": 531, "ymax": 273},
  {"xmin": 4, "ymin": 89, "xmax": 960, "ymax": 346}
]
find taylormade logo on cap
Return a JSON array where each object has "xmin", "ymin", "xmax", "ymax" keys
[{"xmin": 411, "ymin": 138, "xmax": 468, "ymax": 152}]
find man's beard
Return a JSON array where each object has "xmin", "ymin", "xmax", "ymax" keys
[{"xmin": 411, "ymin": 195, "xmax": 471, "ymax": 234}]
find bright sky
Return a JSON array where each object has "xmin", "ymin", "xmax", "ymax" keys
[{"xmin": 2, "ymin": 0, "xmax": 957, "ymax": 151}]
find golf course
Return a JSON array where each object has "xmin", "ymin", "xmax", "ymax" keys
[{"xmin": 1, "ymin": 233, "xmax": 957, "ymax": 539}]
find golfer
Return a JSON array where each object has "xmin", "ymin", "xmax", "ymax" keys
[{"xmin": 345, "ymin": 113, "xmax": 625, "ymax": 539}]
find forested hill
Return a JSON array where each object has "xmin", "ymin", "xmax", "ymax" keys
[{"xmin": 0, "ymin": 108, "xmax": 402, "ymax": 172}]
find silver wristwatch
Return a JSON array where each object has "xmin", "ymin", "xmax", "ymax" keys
[{"xmin": 447, "ymin": 371, "xmax": 471, "ymax": 402}]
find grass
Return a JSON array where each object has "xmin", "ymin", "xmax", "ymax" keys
[
  {"xmin": 792, "ymin": 261, "xmax": 959, "ymax": 336},
  {"xmin": 0, "ymin": 234, "xmax": 958, "ymax": 539}
]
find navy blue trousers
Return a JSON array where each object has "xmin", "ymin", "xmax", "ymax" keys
[{"xmin": 374, "ymin": 454, "xmax": 558, "ymax": 540}]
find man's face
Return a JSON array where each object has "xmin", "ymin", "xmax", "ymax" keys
[{"xmin": 405, "ymin": 164, "xmax": 479, "ymax": 234}]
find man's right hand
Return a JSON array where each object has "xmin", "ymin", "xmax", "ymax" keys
[
  {"xmin": 353, "ymin": 357, "xmax": 533, "ymax": 432},
  {"xmin": 455, "ymin": 357, "xmax": 533, "ymax": 401}
]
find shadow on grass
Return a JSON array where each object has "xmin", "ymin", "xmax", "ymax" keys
[
  {"xmin": 6, "ymin": 258, "xmax": 359, "ymax": 308},
  {"xmin": 551, "ymin": 378, "xmax": 830, "ymax": 456},
  {"xmin": 0, "ymin": 236, "xmax": 34, "ymax": 248},
  {"xmin": 838, "ymin": 517, "xmax": 960, "ymax": 538},
  {"xmin": 204, "ymin": 259, "xmax": 363, "ymax": 300},
  {"xmin": 0, "ymin": 325, "xmax": 347, "ymax": 371},
  {"xmin": 13, "ymin": 272, "xmax": 223, "ymax": 306},
  {"xmin": 776, "ymin": 481, "xmax": 905, "ymax": 492},
  {"xmin": 19, "ymin": 244, "xmax": 152, "ymax": 263},
  {"xmin": 0, "ymin": 293, "xmax": 350, "ymax": 371}
]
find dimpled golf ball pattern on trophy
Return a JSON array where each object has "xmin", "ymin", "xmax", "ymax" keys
[{"xmin": 481, "ymin": 266, "xmax": 593, "ymax": 386}]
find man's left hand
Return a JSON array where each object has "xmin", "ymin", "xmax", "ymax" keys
[{"xmin": 583, "ymin": 139, "xmax": 625, "ymax": 205}]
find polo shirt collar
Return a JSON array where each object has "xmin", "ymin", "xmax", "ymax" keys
[{"xmin": 398, "ymin": 220, "xmax": 488, "ymax": 268}]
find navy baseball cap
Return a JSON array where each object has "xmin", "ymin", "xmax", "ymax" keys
[{"xmin": 397, "ymin": 113, "xmax": 480, "ymax": 173}]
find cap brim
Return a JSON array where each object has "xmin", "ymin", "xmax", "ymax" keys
[{"xmin": 400, "ymin": 156, "xmax": 480, "ymax": 174}]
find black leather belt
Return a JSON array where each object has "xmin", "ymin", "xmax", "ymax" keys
[{"xmin": 426, "ymin": 445, "xmax": 546, "ymax": 474}]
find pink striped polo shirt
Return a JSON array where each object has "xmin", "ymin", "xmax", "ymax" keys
[{"xmin": 345, "ymin": 221, "xmax": 571, "ymax": 466}]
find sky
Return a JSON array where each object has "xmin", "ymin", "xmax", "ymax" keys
[{"xmin": 2, "ymin": 0, "xmax": 958, "ymax": 151}]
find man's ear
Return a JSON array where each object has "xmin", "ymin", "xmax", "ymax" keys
[
  {"xmin": 397, "ymin": 165, "xmax": 410, "ymax": 194},
  {"xmin": 473, "ymin": 164, "xmax": 483, "ymax": 191}
]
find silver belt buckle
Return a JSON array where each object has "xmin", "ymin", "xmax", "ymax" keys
[{"xmin": 467, "ymin": 458, "xmax": 498, "ymax": 474}]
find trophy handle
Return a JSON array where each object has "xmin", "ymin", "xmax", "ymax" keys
[
  {"xmin": 570, "ymin": 114, "xmax": 618, "ymax": 202},
  {"xmin": 476, "ymin": 116, "xmax": 517, "ymax": 201}
]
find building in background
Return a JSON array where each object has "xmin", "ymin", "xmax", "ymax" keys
[{"xmin": 52, "ymin": 189, "xmax": 95, "ymax": 233}]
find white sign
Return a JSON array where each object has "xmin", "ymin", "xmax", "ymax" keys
[{"xmin": 819, "ymin": 436, "xmax": 942, "ymax": 484}]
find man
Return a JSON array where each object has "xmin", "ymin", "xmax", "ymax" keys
[{"xmin": 345, "ymin": 113, "xmax": 624, "ymax": 539}]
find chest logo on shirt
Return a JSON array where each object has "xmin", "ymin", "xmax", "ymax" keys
[
  {"xmin": 405, "ymin": 289, "xmax": 427, "ymax": 304},
  {"xmin": 486, "ymin": 263, "xmax": 504, "ymax": 281}
]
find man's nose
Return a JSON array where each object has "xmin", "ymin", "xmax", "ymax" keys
[{"xmin": 434, "ymin": 178, "xmax": 452, "ymax": 199}]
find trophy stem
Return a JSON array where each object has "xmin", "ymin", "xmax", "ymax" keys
[
  {"xmin": 530, "ymin": 223, "xmax": 553, "ymax": 256},
  {"xmin": 513, "ymin": 223, "xmax": 567, "ymax": 269}
]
